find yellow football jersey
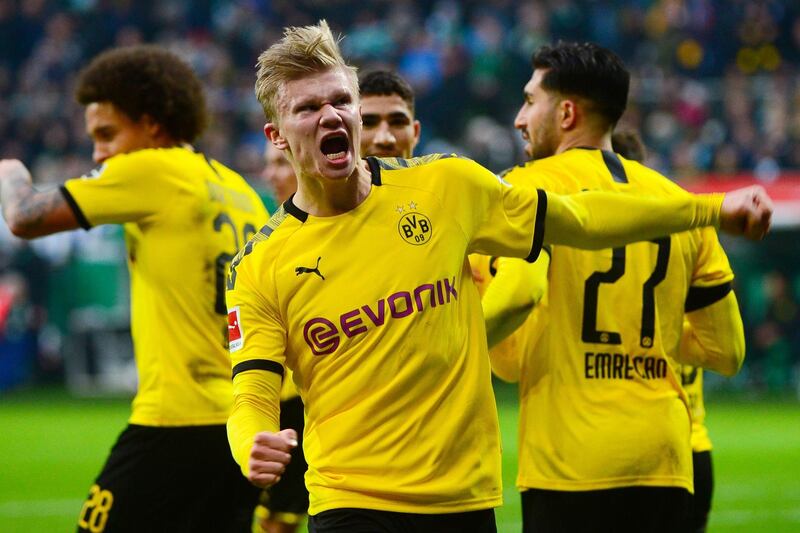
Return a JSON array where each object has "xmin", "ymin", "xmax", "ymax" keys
[
  {"xmin": 227, "ymin": 155, "xmax": 544, "ymax": 515},
  {"xmin": 502, "ymin": 148, "xmax": 734, "ymax": 493},
  {"xmin": 680, "ymin": 366, "xmax": 712, "ymax": 452},
  {"xmin": 62, "ymin": 147, "xmax": 268, "ymax": 426}
]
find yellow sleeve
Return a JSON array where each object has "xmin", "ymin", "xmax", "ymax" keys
[
  {"xmin": 227, "ymin": 370, "xmax": 282, "ymax": 476},
  {"xmin": 679, "ymin": 291, "xmax": 745, "ymax": 377},
  {"xmin": 543, "ymin": 190, "xmax": 724, "ymax": 250},
  {"xmin": 678, "ymin": 227, "xmax": 739, "ymax": 376},
  {"xmin": 225, "ymin": 247, "xmax": 286, "ymax": 474},
  {"xmin": 226, "ymin": 247, "xmax": 287, "ymax": 373},
  {"xmin": 483, "ymin": 254, "xmax": 549, "ymax": 349},
  {"xmin": 450, "ymin": 158, "xmax": 543, "ymax": 261},
  {"xmin": 61, "ymin": 150, "xmax": 171, "ymax": 227},
  {"xmin": 691, "ymin": 227, "xmax": 735, "ymax": 287}
]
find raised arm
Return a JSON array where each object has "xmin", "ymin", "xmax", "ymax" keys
[
  {"xmin": 543, "ymin": 185, "xmax": 772, "ymax": 249},
  {"xmin": 0, "ymin": 160, "xmax": 79, "ymax": 238}
]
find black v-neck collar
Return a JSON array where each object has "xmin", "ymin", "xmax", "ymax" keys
[
  {"xmin": 283, "ymin": 195, "xmax": 308, "ymax": 222},
  {"xmin": 283, "ymin": 160, "xmax": 381, "ymax": 223}
]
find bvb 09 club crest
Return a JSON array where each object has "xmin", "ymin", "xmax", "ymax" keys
[{"xmin": 398, "ymin": 211, "xmax": 432, "ymax": 245}]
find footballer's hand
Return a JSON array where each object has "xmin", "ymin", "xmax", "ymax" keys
[
  {"xmin": 719, "ymin": 185, "xmax": 773, "ymax": 240},
  {"xmin": 247, "ymin": 429, "xmax": 298, "ymax": 488}
]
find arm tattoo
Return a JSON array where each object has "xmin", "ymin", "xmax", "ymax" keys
[{"xmin": 0, "ymin": 173, "xmax": 70, "ymax": 236}]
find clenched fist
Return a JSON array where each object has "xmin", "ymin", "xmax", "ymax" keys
[
  {"xmin": 247, "ymin": 428, "xmax": 298, "ymax": 488},
  {"xmin": 719, "ymin": 185, "xmax": 773, "ymax": 240}
]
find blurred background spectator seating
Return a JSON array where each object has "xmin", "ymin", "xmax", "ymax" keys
[{"xmin": 0, "ymin": 0, "xmax": 798, "ymax": 397}]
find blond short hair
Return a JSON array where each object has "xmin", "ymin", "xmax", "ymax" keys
[{"xmin": 255, "ymin": 20, "xmax": 358, "ymax": 123}]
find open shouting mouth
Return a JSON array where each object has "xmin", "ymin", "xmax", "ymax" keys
[{"xmin": 320, "ymin": 133, "xmax": 350, "ymax": 163}]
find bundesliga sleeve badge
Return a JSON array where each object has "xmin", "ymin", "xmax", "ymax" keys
[{"xmin": 227, "ymin": 306, "xmax": 244, "ymax": 352}]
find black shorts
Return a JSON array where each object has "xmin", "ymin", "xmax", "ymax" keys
[
  {"xmin": 260, "ymin": 396, "xmax": 309, "ymax": 519},
  {"xmin": 691, "ymin": 451, "xmax": 714, "ymax": 533},
  {"xmin": 521, "ymin": 486, "xmax": 691, "ymax": 533},
  {"xmin": 76, "ymin": 424, "xmax": 260, "ymax": 533},
  {"xmin": 308, "ymin": 507, "xmax": 496, "ymax": 533}
]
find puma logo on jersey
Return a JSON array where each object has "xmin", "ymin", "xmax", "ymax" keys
[{"xmin": 296, "ymin": 257, "xmax": 325, "ymax": 280}]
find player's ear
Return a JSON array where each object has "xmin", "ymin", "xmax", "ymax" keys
[
  {"xmin": 412, "ymin": 119, "xmax": 421, "ymax": 149},
  {"xmin": 140, "ymin": 114, "xmax": 165, "ymax": 140},
  {"xmin": 559, "ymin": 99, "xmax": 578, "ymax": 130},
  {"xmin": 264, "ymin": 123, "xmax": 288, "ymax": 151}
]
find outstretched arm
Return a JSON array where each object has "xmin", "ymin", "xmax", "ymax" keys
[
  {"xmin": 543, "ymin": 185, "xmax": 771, "ymax": 249},
  {"xmin": 0, "ymin": 159, "xmax": 79, "ymax": 238}
]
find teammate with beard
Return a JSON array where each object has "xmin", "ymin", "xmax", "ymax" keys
[{"xmin": 481, "ymin": 43, "xmax": 747, "ymax": 532}]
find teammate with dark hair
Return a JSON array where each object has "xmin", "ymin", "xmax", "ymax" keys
[
  {"xmin": 481, "ymin": 42, "xmax": 750, "ymax": 532},
  {"xmin": 226, "ymin": 24, "xmax": 770, "ymax": 533},
  {"xmin": 0, "ymin": 45, "xmax": 264, "ymax": 532},
  {"xmin": 359, "ymin": 70, "xmax": 420, "ymax": 159}
]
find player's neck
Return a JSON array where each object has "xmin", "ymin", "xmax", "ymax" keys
[
  {"xmin": 293, "ymin": 161, "xmax": 372, "ymax": 216},
  {"xmin": 150, "ymin": 130, "xmax": 182, "ymax": 150},
  {"xmin": 556, "ymin": 131, "xmax": 613, "ymax": 154}
]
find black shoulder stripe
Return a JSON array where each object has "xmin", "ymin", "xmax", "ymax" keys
[
  {"xmin": 258, "ymin": 222, "xmax": 275, "ymax": 239},
  {"xmin": 366, "ymin": 157, "xmax": 382, "ymax": 185},
  {"xmin": 59, "ymin": 185, "xmax": 91, "ymax": 230},
  {"xmin": 371, "ymin": 153, "xmax": 460, "ymax": 172},
  {"xmin": 601, "ymin": 150, "xmax": 629, "ymax": 183},
  {"xmin": 685, "ymin": 282, "xmax": 733, "ymax": 312},
  {"xmin": 232, "ymin": 359, "xmax": 284, "ymax": 379},
  {"xmin": 526, "ymin": 189, "xmax": 547, "ymax": 263}
]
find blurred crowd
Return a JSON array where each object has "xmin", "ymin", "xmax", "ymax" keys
[
  {"xmin": 0, "ymin": 0, "xmax": 799, "ymax": 394},
  {"xmin": 1, "ymin": 0, "xmax": 799, "ymax": 179}
]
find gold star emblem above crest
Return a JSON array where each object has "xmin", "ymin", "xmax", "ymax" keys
[
  {"xmin": 396, "ymin": 205, "xmax": 405, "ymax": 214},
  {"xmin": 408, "ymin": 201, "xmax": 417, "ymax": 210}
]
